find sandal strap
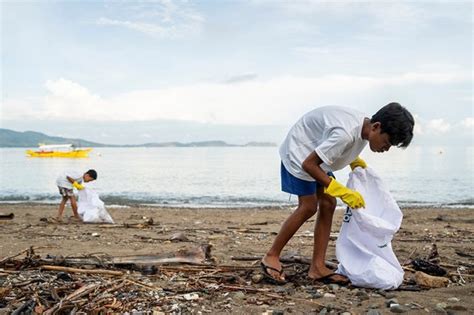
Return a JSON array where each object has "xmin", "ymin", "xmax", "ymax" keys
[{"xmin": 261, "ymin": 262, "xmax": 283, "ymax": 275}]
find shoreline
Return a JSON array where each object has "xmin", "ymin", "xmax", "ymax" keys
[
  {"xmin": 1, "ymin": 204, "xmax": 473, "ymax": 313},
  {"xmin": 0, "ymin": 201, "xmax": 473, "ymax": 210}
]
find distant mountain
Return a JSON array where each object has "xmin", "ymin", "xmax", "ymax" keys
[
  {"xmin": 0, "ymin": 128, "xmax": 277, "ymax": 148},
  {"xmin": 0, "ymin": 129, "xmax": 108, "ymax": 148}
]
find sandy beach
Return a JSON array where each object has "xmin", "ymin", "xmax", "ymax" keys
[{"xmin": 0, "ymin": 203, "xmax": 473, "ymax": 314}]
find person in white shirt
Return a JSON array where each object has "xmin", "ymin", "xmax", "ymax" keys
[
  {"xmin": 55, "ymin": 169, "xmax": 97, "ymax": 222},
  {"xmin": 261, "ymin": 103, "xmax": 414, "ymax": 285}
]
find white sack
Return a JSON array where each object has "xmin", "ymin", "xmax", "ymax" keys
[
  {"xmin": 77, "ymin": 188, "xmax": 114, "ymax": 224},
  {"xmin": 336, "ymin": 167, "xmax": 404, "ymax": 290}
]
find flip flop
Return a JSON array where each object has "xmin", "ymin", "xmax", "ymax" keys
[
  {"xmin": 312, "ymin": 273, "xmax": 350, "ymax": 285},
  {"xmin": 260, "ymin": 261, "xmax": 287, "ymax": 284}
]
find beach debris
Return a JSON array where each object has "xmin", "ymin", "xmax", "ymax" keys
[
  {"xmin": 182, "ymin": 293, "xmax": 199, "ymax": 301},
  {"xmin": 411, "ymin": 259, "xmax": 447, "ymax": 276},
  {"xmin": 396, "ymin": 285, "xmax": 421, "ymax": 291},
  {"xmin": 356, "ymin": 291, "xmax": 369, "ymax": 300},
  {"xmin": 111, "ymin": 244, "xmax": 214, "ymax": 265},
  {"xmin": 1, "ymin": 205, "xmax": 472, "ymax": 314},
  {"xmin": 389, "ymin": 303, "xmax": 409, "ymax": 313},
  {"xmin": 426, "ymin": 243, "xmax": 440, "ymax": 263},
  {"xmin": 40, "ymin": 265, "xmax": 124, "ymax": 276},
  {"xmin": 169, "ymin": 232, "xmax": 189, "ymax": 242},
  {"xmin": 454, "ymin": 249, "xmax": 474, "ymax": 258},
  {"xmin": 231, "ymin": 254, "xmax": 338, "ymax": 270},
  {"xmin": 252, "ymin": 273, "xmax": 264, "ymax": 283},
  {"xmin": 385, "ymin": 298, "xmax": 399, "ymax": 307},
  {"xmin": 0, "ymin": 213, "xmax": 14, "ymax": 220},
  {"xmin": 414, "ymin": 271, "xmax": 450, "ymax": 288}
]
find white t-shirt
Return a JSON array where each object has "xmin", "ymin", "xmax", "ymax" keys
[
  {"xmin": 280, "ymin": 106, "xmax": 368, "ymax": 181},
  {"xmin": 56, "ymin": 171, "xmax": 84, "ymax": 189}
]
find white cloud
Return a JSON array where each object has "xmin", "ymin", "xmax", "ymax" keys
[
  {"xmin": 96, "ymin": 18, "xmax": 172, "ymax": 38},
  {"xmin": 413, "ymin": 116, "xmax": 474, "ymax": 138},
  {"xmin": 43, "ymin": 79, "xmax": 106, "ymax": 120},
  {"xmin": 96, "ymin": 1, "xmax": 204, "ymax": 38},
  {"xmin": 461, "ymin": 117, "xmax": 474, "ymax": 129},
  {"xmin": 458, "ymin": 117, "xmax": 474, "ymax": 137},
  {"xmin": 2, "ymin": 71, "xmax": 469, "ymax": 125},
  {"xmin": 425, "ymin": 119, "xmax": 451, "ymax": 134}
]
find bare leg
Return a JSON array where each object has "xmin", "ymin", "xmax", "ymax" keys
[
  {"xmin": 262, "ymin": 194, "xmax": 318, "ymax": 280},
  {"xmin": 69, "ymin": 195, "xmax": 81, "ymax": 220},
  {"xmin": 308, "ymin": 188, "xmax": 346, "ymax": 281},
  {"xmin": 57, "ymin": 197, "xmax": 68, "ymax": 220}
]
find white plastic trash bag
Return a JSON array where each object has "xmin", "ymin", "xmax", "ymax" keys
[
  {"xmin": 77, "ymin": 188, "xmax": 114, "ymax": 224},
  {"xmin": 336, "ymin": 167, "xmax": 404, "ymax": 290}
]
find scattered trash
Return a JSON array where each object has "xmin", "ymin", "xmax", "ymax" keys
[
  {"xmin": 411, "ymin": 259, "xmax": 447, "ymax": 276},
  {"xmin": 414, "ymin": 271, "xmax": 450, "ymax": 288},
  {"xmin": 0, "ymin": 213, "xmax": 14, "ymax": 220},
  {"xmin": 182, "ymin": 293, "xmax": 199, "ymax": 301},
  {"xmin": 1, "ymin": 204, "xmax": 472, "ymax": 313},
  {"xmin": 170, "ymin": 232, "xmax": 189, "ymax": 242}
]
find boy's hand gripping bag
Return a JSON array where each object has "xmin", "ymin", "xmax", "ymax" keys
[
  {"xmin": 77, "ymin": 188, "xmax": 114, "ymax": 224},
  {"xmin": 336, "ymin": 167, "xmax": 404, "ymax": 290}
]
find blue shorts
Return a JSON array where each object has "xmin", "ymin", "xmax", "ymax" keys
[{"xmin": 281, "ymin": 162, "xmax": 335, "ymax": 196}]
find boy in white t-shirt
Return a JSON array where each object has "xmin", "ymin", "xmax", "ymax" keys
[
  {"xmin": 55, "ymin": 169, "xmax": 97, "ymax": 222},
  {"xmin": 261, "ymin": 103, "xmax": 414, "ymax": 284}
]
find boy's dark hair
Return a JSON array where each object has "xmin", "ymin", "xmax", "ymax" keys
[
  {"xmin": 86, "ymin": 169, "xmax": 97, "ymax": 180},
  {"xmin": 371, "ymin": 102, "xmax": 414, "ymax": 148}
]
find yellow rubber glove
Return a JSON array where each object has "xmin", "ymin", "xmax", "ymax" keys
[
  {"xmin": 324, "ymin": 178, "xmax": 365, "ymax": 209},
  {"xmin": 72, "ymin": 181, "xmax": 84, "ymax": 190},
  {"xmin": 350, "ymin": 156, "xmax": 367, "ymax": 171}
]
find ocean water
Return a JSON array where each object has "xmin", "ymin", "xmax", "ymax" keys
[{"xmin": 0, "ymin": 146, "xmax": 472, "ymax": 208}]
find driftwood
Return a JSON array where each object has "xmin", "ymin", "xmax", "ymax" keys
[
  {"xmin": 411, "ymin": 258, "xmax": 447, "ymax": 276},
  {"xmin": 40, "ymin": 265, "xmax": 124, "ymax": 276},
  {"xmin": 36, "ymin": 244, "xmax": 214, "ymax": 269},
  {"xmin": 455, "ymin": 249, "xmax": 474, "ymax": 258},
  {"xmin": 44, "ymin": 283, "xmax": 103, "ymax": 315},
  {"xmin": 111, "ymin": 244, "xmax": 213, "ymax": 265},
  {"xmin": 0, "ymin": 213, "xmax": 14, "ymax": 220},
  {"xmin": 0, "ymin": 245, "xmax": 55, "ymax": 265},
  {"xmin": 414, "ymin": 271, "xmax": 450, "ymax": 288}
]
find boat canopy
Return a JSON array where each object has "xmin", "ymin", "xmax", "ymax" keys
[{"xmin": 38, "ymin": 144, "xmax": 74, "ymax": 150}]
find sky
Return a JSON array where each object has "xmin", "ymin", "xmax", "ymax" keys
[{"xmin": 1, "ymin": 0, "xmax": 472, "ymax": 145}]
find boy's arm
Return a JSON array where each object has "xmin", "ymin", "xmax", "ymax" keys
[
  {"xmin": 302, "ymin": 151, "xmax": 332, "ymax": 186},
  {"xmin": 302, "ymin": 151, "xmax": 365, "ymax": 209},
  {"xmin": 66, "ymin": 176, "xmax": 84, "ymax": 190}
]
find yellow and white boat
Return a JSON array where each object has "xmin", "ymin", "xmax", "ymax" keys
[{"xmin": 26, "ymin": 144, "xmax": 92, "ymax": 158}]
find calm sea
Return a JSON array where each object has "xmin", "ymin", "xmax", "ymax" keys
[{"xmin": 0, "ymin": 146, "xmax": 472, "ymax": 209}]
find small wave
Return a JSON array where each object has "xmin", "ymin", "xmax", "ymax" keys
[
  {"xmin": 0, "ymin": 193, "xmax": 472, "ymax": 209},
  {"xmin": 444, "ymin": 198, "xmax": 474, "ymax": 206},
  {"xmin": 0, "ymin": 193, "xmax": 57, "ymax": 203}
]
